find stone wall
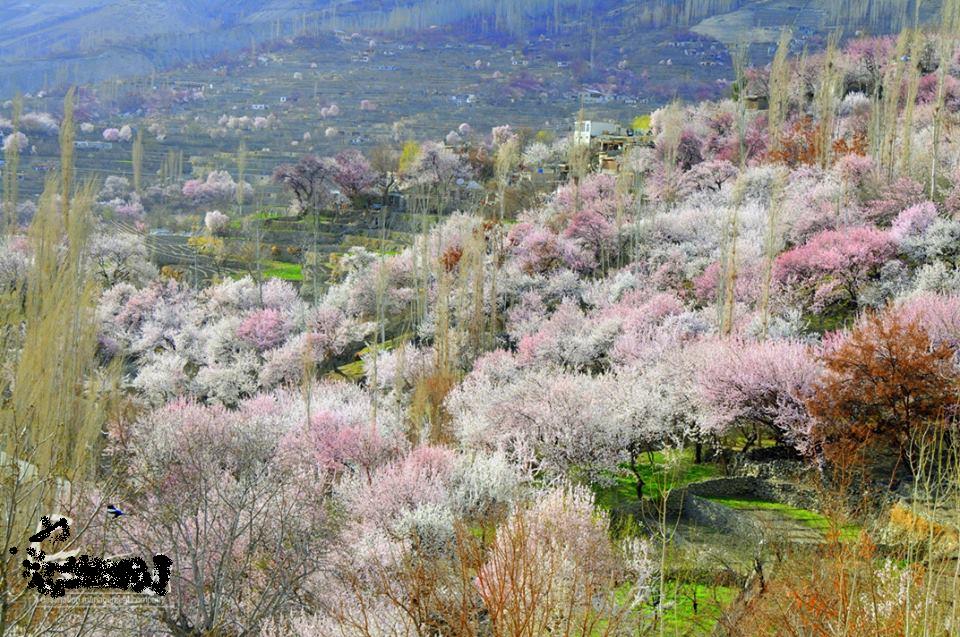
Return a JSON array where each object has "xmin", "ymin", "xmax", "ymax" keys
[
  {"xmin": 664, "ymin": 490, "xmax": 765, "ymax": 543},
  {"xmin": 686, "ymin": 476, "xmax": 819, "ymax": 510}
]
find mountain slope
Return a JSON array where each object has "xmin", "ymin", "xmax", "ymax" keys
[{"xmin": 0, "ymin": 0, "xmax": 942, "ymax": 98}]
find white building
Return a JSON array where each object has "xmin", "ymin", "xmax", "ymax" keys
[{"xmin": 573, "ymin": 120, "xmax": 622, "ymax": 145}]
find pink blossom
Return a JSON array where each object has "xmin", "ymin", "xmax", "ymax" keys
[
  {"xmin": 774, "ymin": 226, "xmax": 897, "ymax": 310},
  {"xmin": 278, "ymin": 410, "xmax": 400, "ymax": 478},
  {"xmin": 346, "ymin": 446, "xmax": 455, "ymax": 525},
  {"xmin": 693, "ymin": 259, "xmax": 762, "ymax": 305},
  {"xmin": 236, "ymin": 308, "xmax": 288, "ymax": 351},
  {"xmin": 2, "ymin": 131, "xmax": 28, "ymax": 152},
  {"xmin": 550, "ymin": 173, "xmax": 623, "ymax": 220},
  {"xmin": 845, "ymin": 36, "xmax": 895, "ymax": 72},
  {"xmin": 563, "ymin": 208, "xmax": 616, "ymax": 258},
  {"xmin": 677, "ymin": 159, "xmax": 739, "ymax": 197},
  {"xmin": 507, "ymin": 223, "xmax": 595, "ymax": 275},
  {"xmin": 331, "ymin": 149, "xmax": 378, "ymax": 199},
  {"xmin": 112, "ymin": 196, "xmax": 145, "ymax": 220},
  {"xmin": 835, "ymin": 153, "xmax": 875, "ymax": 188},
  {"xmin": 107, "ymin": 395, "xmax": 332, "ymax": 634},
  {"xmin": 491, "ymin": 124, "xmax": 514, "ymax": 146},
  {"xmin": 697, "ymin": 338, "xmax": 821, "ymax": 452},
  {"xmin": 917, "ymin": 72, "xmax": 960, "ymax": 111},
  {"xmin": 890, "ymin": 202, "xmax": 937, "ymax": 243},
  {"xmin": 864, "ymin": 177, "xmax": 925, "ymax": 224},
  {"xmin": 895, "ymin": 293, "xmax": 960, "ymax": 351},
  {"xmin": 183, "ymin": 170, "xmax": 251, "ymax": 203}
]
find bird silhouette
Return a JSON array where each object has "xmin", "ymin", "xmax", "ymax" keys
[{"xmin": 106, "ymin": 505, "xmax": 124, "ymax": 519}]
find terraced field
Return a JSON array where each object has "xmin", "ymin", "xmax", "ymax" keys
[
  {"xmin": 12, "ymin": 17, "xmax": 725, "ymax": 198},
  {"xmin": 121, "ymin": 208, "xmax": 424, "ymax": 289}
]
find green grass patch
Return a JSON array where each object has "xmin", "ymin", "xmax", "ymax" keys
[
  {"xmin": 594, "ymin": 449, "xmax": 720, "ymax": 510},
  {"xmin": 262, "ymin": 261, "xmax": 303, "ymax": 281},
  {"xmin": 334, "ymin": 334, "xmax": 414, "ymax": 382},
  {"xmin": 335, "ymin": 360, "xmax": 365, "ymax": 381},
  {"xmin": 709, "ymin": 498, "xmax": 861, "ymax": 541},
  {"xmin": 657, "ymin": 581, "xmax": 738, "ymax": 635},
  {"xmin": 593, "ymin": 580, "xmax": 737, "ymax": 636},
  {"xmin": 252, "ymin": 210, "xmax": 285, "ymax": 220}
]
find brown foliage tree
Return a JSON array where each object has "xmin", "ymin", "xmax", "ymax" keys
[
  {"xmin": 808, "ymin": 310, "xmax": 959, "ymax": 475},
  {"xmin": 768, "ymin": 116, "xmax": 822, "ymax": 167}
]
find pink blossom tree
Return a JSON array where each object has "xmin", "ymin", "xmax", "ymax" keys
[
  {"xmin": 107, "ymin": 397, "xmax": 333, "ymax": 635},
  {"xmin": 279, "ymin": 408, "xmax": 405, "ymax": 484},
  {"xmin": 514, "ymin": 298, "xmax": 620, "ymax": 371},
  {"xmin": 697, "ymin": 338, "xmax": 821, "ymax": 453},
  {"xmin": 563, "ymin": 208, "xmax": 617, "ymax": 262},
  {"xmin": 693, "ymin": 259, "xmax": 762, "ymax": 306},
  {"xmin": 890, "ymin": 202, "xmax": 937, "ymax": 244},
  {"xmin": 677, "ymin": 159, "xmax": 739, "ymax": 197},
  {"xmin": 331, "ymin": 149, "xmax": 378, "ymax": 203},
  {"xmin": 895, "ymin": 293, "xmax": 960, "ymax": 351},
  {"xmin": 343, "ymin": 445, "xmax": 455, "ymax": 529},
  {"xmin": 774, "ymin": 226, "xmax": 897, "ymax": 312},
  {"xmin": 273, "ymin": 154, "xmax": 335, "ymax": 218},
  {"xmin": 183, "ymin": 171, "xmax": 251, "ymax": 204},
  {"xmin": 236, "ymin": 308, "xmax": 289, "ymax": 351},
  {"xmin": 550, "ymin": 172, "xmax": 623, "ymax": 220},
  {"xmin": 864, "ymin": 177, "xmax": 925, "ymax": 224},
  {"xmin": 506, "ymin": 222, "xmax": 595, "ymax": 275}
]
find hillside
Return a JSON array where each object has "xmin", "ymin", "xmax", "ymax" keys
[
  {"xmin": 4, "ymin": 9, "xmax": 960, "ymax": 633},
  {"xmin": 0, "ymin": 0, "xmax": 944, "ymax": 97}
]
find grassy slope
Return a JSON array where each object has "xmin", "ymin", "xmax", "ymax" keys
[
  {"xmin": 262, "ymin": 260, "xmax": 303, "ymax": 280},
  {"xmin": 709, "ymin": 497, "xmax": 861, "ymax": 542},
  {"xmin": 594, "ymin": 448, "xmax": 720, "ymax": 510}
]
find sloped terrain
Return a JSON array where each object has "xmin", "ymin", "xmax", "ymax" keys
[
  {"xmin": 0, "ymin": 0, "xmax": 942, "ymax": 98},
  {"xmin": 692, "ymin": 0, "xmax": 941, "ymax": 45}
]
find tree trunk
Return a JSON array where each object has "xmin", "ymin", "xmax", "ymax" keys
[{"xmin": 630, "ymin": 457, "xmax": 645, "ymax": 501}]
